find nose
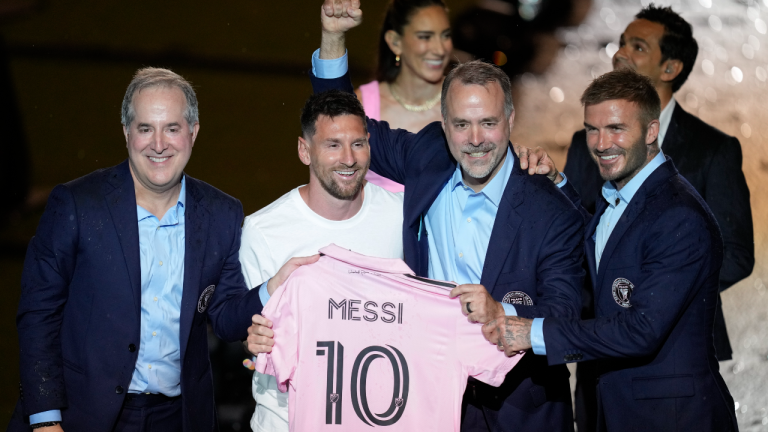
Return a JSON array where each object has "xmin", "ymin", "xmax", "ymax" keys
[
  {"xmin": 339, "ymin": 144, "xmax": 356, "ymax": 167},
  {"xmin": 150, "ymin": 130, "xmax": 169, "ymax": 154},
  {"xmin": 469, "ymin": 124, "xmax": 482, "ymax": 146},
  {"xmin": 432, "ymin": 36, "xmax": 448, "ymax": 57},
  {"xmin": 595, "ymin": 130, "xmax": 612, "ymax": 152},
  {"xmin": 613, "ymin": 45, "xmax": 628, "ymax": 65}
]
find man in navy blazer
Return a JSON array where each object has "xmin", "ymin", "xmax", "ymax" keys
[
  {"xmin": 489, "ymin": 69, "xmax": 737, "ymax": 431},
  {"xmin": 299, "ymin": 2, "xmax": 585, "ymax": 430},
  {"xmin": 11, "ymin": 68, "xmax": 264, "ymax": 432}
]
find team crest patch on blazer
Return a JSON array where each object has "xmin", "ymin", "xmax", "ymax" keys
[
  {"xmin": 612, "ymin": 278, "xmax": 634, "ymax": 308},
  {"xmin": 198, "ymin": 285, "xmax": 216, "ymax": 313},
  {"xmin": 502, "ymin": 291, "xmax": 533, "ymax": 306}
]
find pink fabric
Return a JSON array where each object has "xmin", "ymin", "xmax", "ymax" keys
[
  {"xmin": 256, "ymin": 244, "xmax": 523, "ymax": 431},
  {"xmin": 359, "ymin": 80, "xmax": 405, "ymax": 193}
]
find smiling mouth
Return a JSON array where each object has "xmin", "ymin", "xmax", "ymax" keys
[
  {"xmin": 600, "ymin": 155, "xmax": 619, "ymax": 160},
  {"xmin": 334, "ymin": 170, "xmax": 357, "ymax": 178},
  {"xmin": 467, "ymin": 151, "xmax": 489, "ymax": 158},
  {"xmin": 425, "ymin": 59, "xmax": 444, "ymax": 67},
  {"xmin": 149, "ymin": 156, "xmax": 169, "ymax": 163}
]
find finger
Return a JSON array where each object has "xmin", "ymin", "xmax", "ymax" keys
[
  {"xmin": 517, "ymin": 146, "xmax": 529, "ymax": 170},
  {"xmin": 256, "ymin": 326, "xmax": 275, "ymax": 338},
  {"xmin": 249, "ymin": 335, "xmax": 276, "ymax": 347},
  {"xmin": 252, "ymin": 314, "xmax": 273, "ymax": 327},
  {"xmin": 449, "ymin": 283, "xmax": 480, "ymax": 298}
]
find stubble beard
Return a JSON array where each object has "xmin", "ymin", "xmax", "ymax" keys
[
  {"xmin": 458, "ymin": 142, "xmax": 504, "ymax": 180},
  {"xmin": 312, "ymin": 161, "xmax": 369, "ymax": 201},
  {"xmin": 593, "ymin": 133, "xmax": 649, "ymax": 184}
]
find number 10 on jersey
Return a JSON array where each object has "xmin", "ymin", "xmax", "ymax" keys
[{"xmin": 317, "ymin": 341, "xmax": 410, "ymax": 426}]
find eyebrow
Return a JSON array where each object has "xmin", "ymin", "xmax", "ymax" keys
[{"xmin": 584, "ymin": 121, "xmax": 627, "ymax": 129}]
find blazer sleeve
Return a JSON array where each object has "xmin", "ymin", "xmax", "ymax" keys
[
  {"xmin": 513, "ymin": 207, "xmax": 585, "ymax": 319},
  {"xmin": 705, "ymin": 136, "xmax": 754, "ymax": 291},
  {"xmin": 206, "ymin": 199, "xmax": 264, "ymax": 343},
  {"xmin": 541, "ymin": 206, "xmax": 714, "ymax": 364},
  {"xmin": 17, "ymin": 185, "xmax": 79, "ymax": 415},
  {"xmin": 309, "ymin": 70, "xmax": 419, "ymax": 185}
]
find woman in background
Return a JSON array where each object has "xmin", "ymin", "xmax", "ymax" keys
[{"xmin": 357, "ymin": 0, "xmax": 452, "ymax": 192}]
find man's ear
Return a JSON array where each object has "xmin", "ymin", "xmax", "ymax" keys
[
  {"xmin": 646, "ymin": 119, "xmax": 660, "ymax": 145},
  {"xmin": 190, "ymin": 122, "xmax": 200, "ymax": 147},
  {"xmin": 660, "ymin": 59, "xmax": 684, "ymax": 83},
  {"xmin": 123, "ymin": 125, "xmax": 129, "ymax": 144},
  {"xmin": 298, "ymin": 136, "xmax": 311, "ymax": 166},
  {"xmin": 508, "ymin": 109, "xmax": 516, "ymax": 131},
  {"xmin": 385, "ymin": 30, "xmax": 402, "ymax": 56}
]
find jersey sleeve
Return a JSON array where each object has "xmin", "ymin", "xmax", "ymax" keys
[
  {"xmin": 254, "ymin": 278, "xmax": 301, "ymax": 393},
  {"xmin": 454, "ymin": 315, "xmax": 524, "ymax": 387}
]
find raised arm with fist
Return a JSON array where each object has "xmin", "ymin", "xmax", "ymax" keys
[{"xmin": 320, "ymin": 0, "xmax": 362, "ymax": 59}]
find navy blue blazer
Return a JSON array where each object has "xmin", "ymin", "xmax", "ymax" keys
[
  {"xmin": 549, "ymin": 159, "xmax": 738, "ymax": 431},
  {"xmin": 11, "ymin": 160, "xmax": 263, "ymax": 432},
  {"xmin": 312, "ymin": 72, "xmax": 585, "ymax": 431}
]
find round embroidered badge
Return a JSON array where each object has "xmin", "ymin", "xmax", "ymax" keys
[
  {"xmin": 502, "ymin": 291, "xmax": 534, "ymax": 306},
  {"xmin": 612, "ymin": 278, "xmax": 634, "ymax": 308}
]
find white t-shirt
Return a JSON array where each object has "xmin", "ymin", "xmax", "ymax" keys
[{"xmin": 239, "ymin": 182, "xmax": 404, "ymax": 432}]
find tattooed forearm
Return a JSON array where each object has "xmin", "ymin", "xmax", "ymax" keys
[{"xmin": 502, "ymin": 317, "xmax": 532, "ymax": 350}]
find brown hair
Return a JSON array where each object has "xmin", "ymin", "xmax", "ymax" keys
[
  {"xmin": 581, "ymin": 69, "xmax": 660, "ymax": 126},
  {"xmin": 441, "ymin": 60, "xmax": 514, "ymax": 119}
]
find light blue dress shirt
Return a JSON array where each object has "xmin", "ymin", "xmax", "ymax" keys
[
  {"xmin": 531, "ymin": 151, "xmax": 667, "ymax": 355},
  {"xmin": 30, "ymin": 177, "xmax": 187, "ymax": 425}
]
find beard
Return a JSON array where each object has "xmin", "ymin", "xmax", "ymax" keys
[
  {"xmin": 592, "ymin": 132, "xmax": 649, "ymax": 184},
  {"xmin": 457, "ymin": 142, "xmax": 505, "ymax": 180},
  {"xmin": 311, "ymin": 160, "xmax": 369, "ymax": 201}
]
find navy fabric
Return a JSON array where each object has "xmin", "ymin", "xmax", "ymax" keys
[
  {"xmin": 311, "ymin": 72, "xmax": 585, "ymax": 432},
  {"xmin": 11, "ymin": 160, "xmax": 263, "ymax": 432},
  {"xmin": 549, "ymin": 160, "xmax": 738, "ymax": 431},
  {"xmin": 564, "ymin": 103, "xmax": 754, "ymax": 360}
]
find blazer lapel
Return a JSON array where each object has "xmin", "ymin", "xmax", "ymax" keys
[
  {"xmin": 481, "ymin": 154, "xmax": 524, "ymax": 295},
  {"xmin": 179, "ymin": 176, "xmax": 210, "ymax": 362},
  {"xmin": 585, "ymin": 199, "xmax": 605, "ymax": 289},
  {"xmin": 104, "ymin": 160, "xmax": 142, "ymax": 317}
]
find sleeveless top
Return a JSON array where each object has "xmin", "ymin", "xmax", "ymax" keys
[{"xmin": 359, "ymin": 81, "xmax": 405, "ymax": 193}]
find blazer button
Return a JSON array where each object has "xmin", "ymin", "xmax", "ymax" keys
[
  {"xmin": 115, "ymin": 386, "xmax": 124, "ymax": 394},
  {"xmin": 128, "ymin": 344, "xmax": 136, "ymax": 352}
]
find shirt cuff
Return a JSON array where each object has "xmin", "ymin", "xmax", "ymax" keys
[
  {"xmin": 30, "ymin": 410, "xmax": 62, "ymax": 424},
  {"xmin": 501, "ymin": 303, "xmax": 517, "ymax": 316},
  {"xmin": 259, "ymin": 280, "xmax": 270, "ymax": 306},
  {"xmin": 311, "ymin": 48, "xmax": 349, "ymax": 79},
  {"xmin": 556, "ymin": 172, "xmax": 568, "ymax": 188},
  {"xmin": 531, "ymin": 318, "xmax": 546, "ymax": 355}
]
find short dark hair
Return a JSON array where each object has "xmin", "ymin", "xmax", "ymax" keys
[
  {"xmin": 581, "ymin": 69, "xmax": 661, "ymax": 127},
  {"xmin": 441, "ymin": 60, "xmax": 514, "ymax": 119},
  {"xmin": 300, "ymin": 90, "xmax": 367, "ymax": 139},
  {"xmin": 376, "ymin": 0, "xmax": 448, "ymax": 83},
  {"xmin": 635, "ymin": 4, "xmax": 698, "ymax": 92}
]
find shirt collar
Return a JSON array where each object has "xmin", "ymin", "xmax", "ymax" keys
[
  {"xmin": 137, "ymin": 175, "xmax": 187, "ymax": 222},
  {"xmin": 450, "ymin": 147, "xmax": 514, "ymax": 207},
  {"xmin": 657, "ymin": 97, "xmax": 676, "ymax": 148},
  {"xmin": 601, "ymin": 151, "xmax": 666, "ymax": 208}
]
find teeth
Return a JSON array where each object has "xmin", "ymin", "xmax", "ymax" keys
[
  {"xmin": 469, "ymin": 152, "xmax": 488, "ymax": 157},
  {"xmin": 149, "ymin": 157, "xmax": 168, "ymax": 163},
  {"xmin": 425, "ymin": 59, "xmax": 443, "ymax": 65},
  {"xmin": 335, "ymin": 171, "xmax": 355, "ymax": 175},
  {"xmin": 600, "ymin": 155, "xmax": 619, "ymax": 160}
]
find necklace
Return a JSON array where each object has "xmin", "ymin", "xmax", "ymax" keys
[{"xmin": 389, "ymin": 84, "xmax": 441, "ymax": 112}]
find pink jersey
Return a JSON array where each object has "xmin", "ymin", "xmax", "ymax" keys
[{"xmin": 256, "ymin": 244, "xmax": 523, "ymax": 431}]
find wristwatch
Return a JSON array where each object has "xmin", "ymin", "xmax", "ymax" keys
[{"xmin": 31, "ymin": 421, "xmax": 60, "ymax": 429}]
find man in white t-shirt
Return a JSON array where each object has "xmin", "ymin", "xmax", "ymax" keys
[{"xmin": 239, "ymin": 89, "xmax": 404, "ymax": 432}]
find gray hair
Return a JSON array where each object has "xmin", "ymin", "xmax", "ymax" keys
[
  {"xmin": 121, "ymin": 67, "xmax": 199, "ymax": 129},
  {"xmin": 441, "ymin": 60, "xmax": 514, "ymax": 119}
]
